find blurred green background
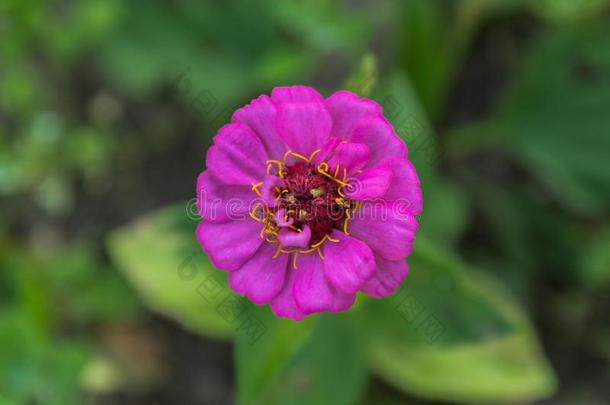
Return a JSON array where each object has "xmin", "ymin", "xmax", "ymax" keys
[{"xmin": 1, "ymin": 0, "xmax": 610, "ymax": 404}]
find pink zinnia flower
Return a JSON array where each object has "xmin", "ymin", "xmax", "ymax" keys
[{"xmin": 196, "ymin": 86, "xmax": 422, "ymax": 320}]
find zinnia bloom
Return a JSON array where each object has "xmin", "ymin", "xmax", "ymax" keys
[{"xmin": 196, "ymin": 85, "xmax": 422, "ymax": 320}]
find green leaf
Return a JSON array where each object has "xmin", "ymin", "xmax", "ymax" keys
[
  {"xmin": 531, "ymin": 0, "xmax": 608, "ymax": 25},
  {"xmin": 0, "ymin": 307, "xmax": 90, "ymax": 405},
  {"xmin": 462, "ymin": 175, "xmax": 581, "ymax": 291},
  {"xmin": 378, "ymin": 73, "xmax": 471, "ymax": 248},
  {"xmin": 370, "ymin": 332, "xmax": 554, "ymax": 403},
  {"xmin": 236, "ymin": 314, "xmax": 367, "ymax": 405},
  {"xmin": 344, "ymin": 53, "xmax": 378, "ymax": 98},
  {"xmin": 98, "ymin": 2, "xmax": 249, "ymax": 103},
  {"xmin": 254, "ymin": 47, "xmax": 315, "ymax": 89},
  {"xmin": 106, "ymin": 204, "xmax": 236, "ymax": 339},
  {"xmin": 376, "ymin": 72, "xmax": 439, "ymax": 182},
  {"xmin": 581, "ymin": 228, "xmax": 610, "ymax": 288},
  {"xmin": 397, "ymin": 0, "xmax": 524, "ymax": 118},
  {"xmin": 361, "ymin": 237, "xmax": 557, "ymax": 402},
  {"xmin": 397, "ymin": 0, "xmax": 451, "ymax": 118},
  {"xmin": 235, "ymin": 307, "xmax": 316, "ymax": 405},
  {"xmin": 269, "ymin": 0, "xmax": 370, "ymax": 53},
  {"xmin": 418, "ymin": 178, "xmax": 470, "ymax": 248},
  {"xmin": 448, "ymin": 24, "xmax": 610, "ymax": 215}
]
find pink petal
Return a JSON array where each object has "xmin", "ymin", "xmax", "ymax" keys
[
  {"xmin": 380, "ymin": 158, "xmax": 423, "ymax": 215},
  {"xmin": 232, "ymin": 95, "xmax": 288, "ymax": 160},
  {"xmin": 322, "ymin": 230, "xmax": 376, "ymax": 294},
  {"xmin": 293, "ymin": 253, "xmax": 355, "ymax": 315},
  {"xmin": 274, "ymin": 209, "xmax": 294, "ymax": 227},
  {"xmin": 206, "ymin": 123, "xmax": 268, "ymax": 185},
  {"xmin": 270, "ymin": 266, "xmax": 305, "ymax": 321},
  {"xmin": 271, "ymin": 85, "xmax": 324, "ymax": 104},
  {"xmin": 196, "ymin": 219, "xmax": 264, "ymax": 271},
  {"xmin": 343, "ymin": 163, "xmax": 392, "ymax": 200},
  {"xmin": 278, "ymin": 225, "xmax": 311, "ymax": 249},
  {"xmin": 259, "ymin": 175, "xmax": 283, "ymax": 207},
  {"xmin": 327, "ymin": 142, "xmax": 370, "ymax": 175},
  {"xmin": 332, "ymin": 291, "xmax": 356, "ymax": 312},
  {"xmin": 325, "ymin": 90, "xmax": 382, "ymax": 140},
  {"xmin": 276, "ymin": 101, "xmax": 332, "ymax": 156},
  {"xmin": 351, "ymin": 116, "xmax": 407, "ymax": 167},
  {"xmin": 348, "ymin": 202, "xmax": 419, "ymax": 261},
  {"xmin": 311, "ymin": 136, "xmax": 341, "ymax": 166},
  {"xmin": 228, "ymin": 242, "xmax": 289, "ymax": 305},
  {"xmin": 361, "ymin": 255, "xmax": 409, "ymax": 298},
  {"xmin": 196, "ymin": 171, "xmax": 256, "ymax": 223}
]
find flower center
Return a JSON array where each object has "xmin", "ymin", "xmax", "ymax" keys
[
  {"xmin": 278, "ymin": 161, "xmax": 350, "ymax": 246},
  {"xmin": 250, "ymin": 150, "xmax": 357, "ymax": 258}
]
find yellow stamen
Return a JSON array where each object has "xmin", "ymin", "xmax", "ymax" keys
[
  {"xmin": 292, "ymin": 252, "xmax": 298, "ymax": 269},
  {"xmin": 251, "ymin": 181, "xmax": 263, "ymax": 196},
  {"xmin": 308, "ymin": 148, "xmax": 321, "ymax": 161},
  {"xmin": 267, "ymin": 159, "xmax": 284, "ymax": 176},
  {"xmin": 317, "ymin": 162, "xmax": 349, "ymax": 187},
  {"xmin": 326, "ymin": 234, "xmax": 340, "ymax": 243},
  {"xmin": 310, "ymin": 187, "xmax": 325, "ymax": 197},
  {"xmin": 335, "ymin": 197, "xmax": 348, "ymax": 206},
  {"xmin": 272, "ymin": 243, "xmax": 283, "ymax": 259},
  {"xmin": 249, "ymin": 207, "xmax": 265, "ymax": 222},
  {"xmin": 290, "ymin": 151, "xmax": 310, "ymax": 162},
  {"xmin": 311, "ymin": 235, "xmax": 327, "ymax": 248},
  {"xmin": 333, "ymin": 164, "xmax": 340, "ymax": 178},
  {"xmin": 343, "ymin": 209, "xmax": 351, "ymax": 235},
  {"xmin": 283, "ymin": 150, "xmax": 311, "ymax": 164}
]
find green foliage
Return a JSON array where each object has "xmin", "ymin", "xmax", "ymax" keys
[
  {"xmin": 3, "ymin": 0, "xmax": 610, "ymax": 403},
  {"xmin": 531, "ymin": 0, "xmax": 609, "ymax": 24},
  {"xmin": 107, "ymin": 205, "xmax": 236, "ymax": 339},
  {"xmin": 370, "ymin": 332, "xmax": 553, "ymax": 403},
  {"xmin": 98, "ymin": 0, "xmax": 371, "ymax": 104},
  {"xmin": 0, "ymin": 245, "xmax": 138, "ymax": 404},
  {"xmin": 449, "ymin": 23, "xmax": 610, "ymax": 215},
  {"xmin": 503, "ymin": 24, "xmax": 610, "ymax": 215},
  {"xmin": 361, "ymin": 237, "xmax": 556, "ymax": 402},
  {"xmin": 269, "ymin": 0, "xmax": 370, "ymax": 53},
  {"xmin": 234, "ymin": 307, "xmax": 316, "ymax": 404},
  {"xmin": 582, "ymin": 228, "xmax": 610, "ymax": 288},
  {"xmin": 236, "ymin": 314, "xmax": 367, "ymax": 405},
  {"xmin": 419, "ymin": 179, "xmax": 470, "ymax": 247},
  {"xmin": 344, "ymin": 53, "xmax": 378, "ymax": 98},
  {"xmin": 397, "ymin": 0, "xmax": 527, "ymax": 118}
]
